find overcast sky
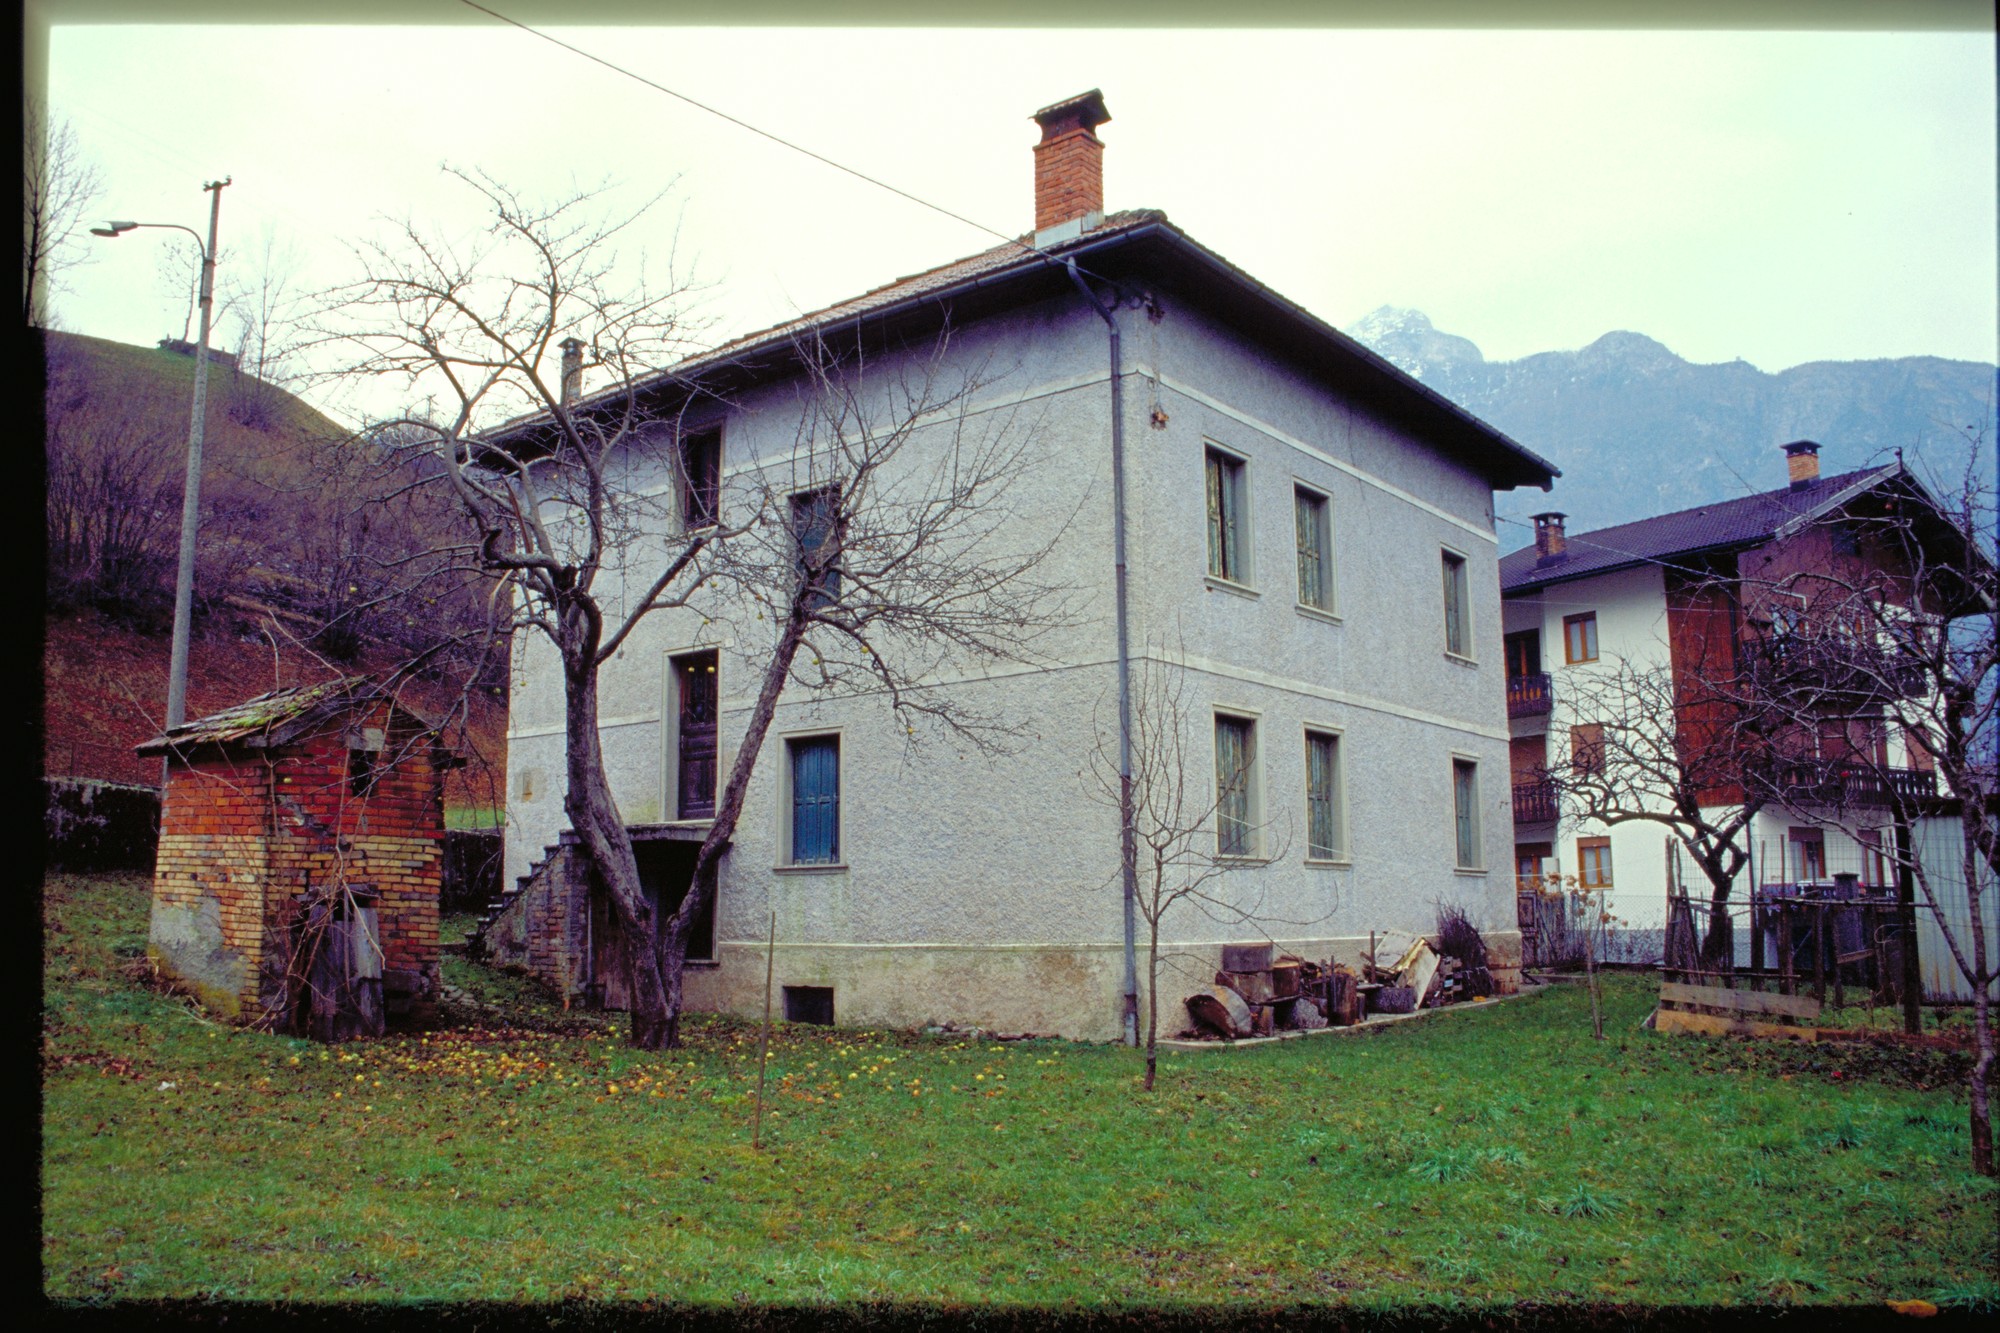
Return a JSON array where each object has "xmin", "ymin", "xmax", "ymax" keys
[{"xmin": 44, "ymin": 21, "xmax": 1999, "ymax": 425}]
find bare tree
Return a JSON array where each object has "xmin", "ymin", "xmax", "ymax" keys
[
  {"xmin": 1732, "ymin": 442, "xmax": 1996, "ymax": 1175},
  {"xmin": 1543, "ymin": 649, "xmax": 1777, "ymax": 964},
  {"xmin": 319, "ymin": 170, "xmax": 1070, "ymax": 1049},
  {"xmin": 222, "ymin": 225, "xmax": 307, "ymax": 427},
  {"xmin": 22, "ymin": 105, "xmax": 102, "ymax": 327},
  {"xmin": 1084, "ymin": 643, "xmax": 1293, "ymax": 1089}
]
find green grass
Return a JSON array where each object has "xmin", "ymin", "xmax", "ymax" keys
[
  {"xmin": 444, "ymin": 806, "xmax": 504, "ymax": 831},
  {"xmin": 42, "ymin": 872, "xmax": 1999, "ymax": 1310}
]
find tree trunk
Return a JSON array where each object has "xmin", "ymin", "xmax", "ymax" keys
[
  {"xmin": 1143, "ymin": 917, "xmax": 1160, "ymax": 1092},
  {"xmin": 1960, "ymin": 806, "xmax": 1995, "ymax": 1176},
  {"xmin": 562, "ymin": 646, "xmax": 671, "ymax": 1048},
  {"xmin": 658, "ymin": 614, "xmax": 811, "ymax": 1048}
]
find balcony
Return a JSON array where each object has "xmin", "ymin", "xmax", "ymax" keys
[
  {"xmin": 1512, "ymin": 779, "xmax": 1559, "ymax": 826},
  {"xmin": 1507, "ymin": 671, "xmax": 1553, "ymax": 719},
  {"xmin": 1774, "ymin": 762, "xmax": 1938, "ymax": 809},
  {"xmin": 1748, "ymin": 635, "xmax": 1927, "ymax": 704}
]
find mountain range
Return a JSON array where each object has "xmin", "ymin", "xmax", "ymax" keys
[{"xmin": 1343, "ymin": 308, "xmax": 1997, "ymax": 551}]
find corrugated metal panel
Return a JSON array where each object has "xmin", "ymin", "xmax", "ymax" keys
[{"xmin": 1909, "ymin": 817, "xmax": 2000, "ymax": 1004}]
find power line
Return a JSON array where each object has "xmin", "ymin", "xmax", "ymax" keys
[{"xmin": 457, "ymin": 1, "xmax": 1101, "ymax": 283}]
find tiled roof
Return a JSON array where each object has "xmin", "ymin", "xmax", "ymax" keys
[
  {"xmin": 498, "ymin": 210, "xmax": 1559, "ymax": 490},
  {"xmin": 134, "ymin": 677, "xmax": 429, "ymax": 756},
  {"xmin": 1500, "ymin": 464, "xmax": 1901, "ymax": 594}
]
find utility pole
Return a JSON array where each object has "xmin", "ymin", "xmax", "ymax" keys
[{"xmin": 95, "ymin": 177, "xmax": 230, "ymax": 783}]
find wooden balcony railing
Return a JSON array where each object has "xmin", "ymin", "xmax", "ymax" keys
[
  {"xmin": 1774, "ymin": 762, "xmax": 1938, "ymax": 808},
  {"xmin": 1507, "ymin": 672, "xmax": 1553, "ymax": 719},
  {"xmin": 1512, "ymin": 779, "xmax": 1559, "ymax": 825}
]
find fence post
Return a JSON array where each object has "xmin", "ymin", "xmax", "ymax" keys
[
  {"xmin": 1813, "ymin": 901, "xmax": 1827, "ymax": 1007},
  {"xmin": 1892, "ymin": 813, "xmax": 1922, "ymax": 1034},
  {"xmin": 1749, "ymin": 841, "xmax": 1765, "ymax": 993}
]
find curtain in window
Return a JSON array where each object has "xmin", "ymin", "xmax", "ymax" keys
[
  {"xmin": 1296, "ymin": 492, "xmax": 1324, "ymax": 608},
  {"xmin": 791, "ymin": 738, "xmax": 840, "ymax": 864},
  {"xmin": 1453, "ymin": 761, "xmax": 1479, "ymax": 867},
  {"xmin": 1215, "ymin": 717, "xmax": 1253, "ymax": 856},
  {"xmin": 1307, "ymin": 733, "xmax": 1340, "ymax": 859}
]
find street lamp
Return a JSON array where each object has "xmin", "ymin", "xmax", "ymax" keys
[{"xmin": 94, "ymin": 177, "xmax": 230, "ymax": 783}]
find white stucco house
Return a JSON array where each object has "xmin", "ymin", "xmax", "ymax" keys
[
  {"xmin": 488, "ymin": 91, "xmax": 1560, "ymax": 1039},
  {"xmin": 1499, "ymin": 443, "xmax": 1993, "ymax": 997}
]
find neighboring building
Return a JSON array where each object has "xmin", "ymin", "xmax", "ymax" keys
[
  {"xmin": 490, "ymin": 92, "xmax": 1560, "ymax": 1040},
  {"xmin": 138, "ymin": 678, "xmax": 454, "ymax": 1038},
  {"xmin": 1499, "ymin": 443, "xmax": 1978, "ymax": 973}
]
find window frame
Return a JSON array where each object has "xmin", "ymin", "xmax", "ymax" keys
[
  {"xmin": 1204, "ymin": 444, "xmax": 1252, "ymax": 588},
  {"xmin": 1213, "ymin": 709, "xmax": 1262, "ymax": 859},
  {"xmin": 1303, "ymin": 726, "xmax": 1347, "ymax": 863},
  {"xmin": 778, "ymin": 729, "xmax": 845, "ymax": 870},
  {"xmin": 1451, "ymin": 756, "xmax": 1484, "ymax": 871},
  {"xmin": 790, "ymin": 486, "xmax": 843, "ymax": 613},
  {"xmin": 1441, "ymin": 547, "xmax": 1473, "ymax": 660},
  {"xmin": 1577, "ymin": 835, "xmax": 1613, "ymax": 888},
  {"xmin": 1563, "ymin": 611, "xmax": 1600, "ymax": 665},
  {"xmin": 679, "ymin": 427, "xmax": 722, "ymax": 533},
  {"xmin": 1569, "ymin": 722, "xmax": 1607, "ymax": 777},
  {"xmin": 1292, "ymin": 483, "xmax": 1335, "ymax": 615}
]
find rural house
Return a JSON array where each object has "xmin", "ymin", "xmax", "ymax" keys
[
  {"xmin": 139, "ymin": 678, "xmax": 455, "ymax": 1038},
  {"xmin": 487, "ymin": 91, "xmax": 1561, "ymax": 1040},
  {"xmin": 1500, "ymin": 444, "xmax": 1992, "ymax": 996}
]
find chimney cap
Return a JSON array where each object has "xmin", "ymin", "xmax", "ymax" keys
[
  {"xmin": 1032, "ymin": 89, "xmax": 1110, "ymax": 138},
  {"xmin": 1782, "ymin": 440, "xmax": 1821, "ymax": 457},
  {"xmin": 1530, "ymin": 511, "xmax": 1568, "ymax": 524}
]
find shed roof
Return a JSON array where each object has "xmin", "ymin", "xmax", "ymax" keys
[
  {"xmin": 135, "ymin": 677, "xmax": 442, "ymax": 757},
  {"xmin": 1499, "ymin": 465, "xmax": 1901, "ymax": 595}
]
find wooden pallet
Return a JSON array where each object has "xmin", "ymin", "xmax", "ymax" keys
[{"xmin": 1652, "ymin": 981, "xmax": 1820, "ymax": 1042}]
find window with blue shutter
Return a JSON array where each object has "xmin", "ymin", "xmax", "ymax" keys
[{"xmin": 789, "ymin": 736, "xmax": 840, "ymax": 864}]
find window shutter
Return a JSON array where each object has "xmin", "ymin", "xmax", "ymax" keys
[
  {"xmin": 1206, "ymin": 453, "xmax": 1225, "ymax": 578},
  {"xmin": 791, "ymin": 738, "xmax": 840, "ymax": 864},
  {"xmin": 1454, "ymin": 761, "xmax": 1478, "ymax": 867},
  {"xmin": 1307, "ymin": 733, "xmax": 1340, "ymax": 859}
]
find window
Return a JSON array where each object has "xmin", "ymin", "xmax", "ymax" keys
[
  {"xmin": 1570, "ymin": 722, "xmax": 1606, "ymax": 776},
  {"xmin": 1452, "ymin": 758, "xmax": 1482, "ymax": 869},
  {"xmin": 1214, "ymin": 714, "xmax": 1258, "ymax": 857},
  {"xmin": 787, "ymin": 735, "xmax": 841, "ymax": 865},
  {"xmin": 1294, "ymin": 486, "xmax": 1333, "ymax": 611},
  {"xmin": 1442, "ymin": 550, "xmax": 1472, "ymax": 657},
  {"xmin": 1858, "ymin": 828, "xmax": 1889, "ymax": 888},
  {"xmin": 672, "ymin": 651, "xmax": 718, "ymax": 820},
  {"xmin": 1205, "ymin": 447, "xmax": 1248, "ymax": 583},
  {"xmin": 1304, "ymin": 730, "xmax": 1344, "ymax": 861},
  {"xmin": 783, "ymin": 986, "xmax": 834, "ymax": 1026},
  {"xmin": 1577, "ymin": 836, "xmax": 1613, "ymax": 888},
  {"xmin": 1504, "ymin": 629, "xmax": 1541, "ymax": 680},
  {"xmin": 346, "ymin": 726, "xmax": 385, "ymax": 797},
  {"xmin": 680, "ymin": 429, "xmax": 720, "ymax": 531},
  {"xmin": 790, "ymin": 487, "xmax": 841, "ymax": 611},
  {"xmin": 1563, "ymin": 612, "xmax": 1599, "ymax": 664},
  {"xmin": 1790, "ymin": 827, "xmax": 1825, "ymax": 882}
]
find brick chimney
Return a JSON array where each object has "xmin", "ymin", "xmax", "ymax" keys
[
  {"xmin": 1532, "ymin": 512, "xmax": 1568, "ymax": 561},
  {"xmin": 1032, "ymin": 90, "xmax": 1111, "ymax": 243},
  {"xmin": 1783, "ymin": 440, "xmax": 1821, "ymax": 489},
  {"xmin": 559, "ymin": 337, "xmax": 584, "ymax": 406}
]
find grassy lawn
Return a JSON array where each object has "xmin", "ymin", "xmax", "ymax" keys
[{"xmin": 42, "ymin": 872, "xmax": 1998, "ymax": 1312}]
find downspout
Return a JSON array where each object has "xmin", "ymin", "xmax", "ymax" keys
[{"xmin": 1067, "ymin": 259, "xmax": 1140, "ymax": 1046}]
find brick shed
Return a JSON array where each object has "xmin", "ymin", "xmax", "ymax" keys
[{"xmin": 136, "ymin": 677, "xmax": 457, "ymax": 1039}]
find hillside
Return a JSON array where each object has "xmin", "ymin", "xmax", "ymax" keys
[
  {"xmin": 1345, "ymin": 308, "xmax": 1998, "ymax": 548},
  {"xmin": 42, "ymin": 331, "xmax": 507, "ymax": 816}
]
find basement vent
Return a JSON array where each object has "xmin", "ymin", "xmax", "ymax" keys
[{"xmin": 783, "ymin": 985, "xmax": 834, "ymax": 1026}]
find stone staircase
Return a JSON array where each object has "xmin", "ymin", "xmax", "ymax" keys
[{"xmin": 464, "ymin": 835, "xmax": 568, "ymax": 963}]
